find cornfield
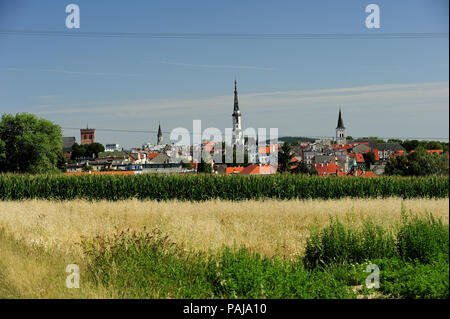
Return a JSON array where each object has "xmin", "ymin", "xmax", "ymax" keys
[{"xmin": 0, "ymin": 174, "xmax": 447, "ymax": 201}]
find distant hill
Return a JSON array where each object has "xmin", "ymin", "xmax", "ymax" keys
[{"xmin": 267, "ymin": 136, "xmax": 316, "ymax": 144}]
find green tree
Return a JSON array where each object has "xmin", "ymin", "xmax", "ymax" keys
[
  {"xmin": 278, "ymin": 142, "xmax": 294, "ymax": 173},
  {"xmin": 71, "ymin": 142, "xmax": 104, "ymax": 160},
  {"xmin": 85, "ymin": 143, "xmax": 105, "ymax": 158},
  {"xmin": 388, "ymin": 138, "xmax": 403, "ymax": 144},
  {"xmin": 363, "ymin": 151, "xmax": 376, "ymax": 168},
  {"xmin": 385, "ymin": 148, "xmax": 448, "ymax": 176},
  {"xmin": 197, "ymin": 157, "xmax": 213, "ymax": 174},
  {"xmin": 0, "ymin": 113, "xmax": 62, "ymax": 173},
  {"xmin": 425, "ymin": 141, "xmax": 443, "ymax": 150},
  {"xmin": 401, "ymin": 140, "xmax": 420, "ymax": 152},
  {"xmin": 291, "ymin": 160, "xmax": 309, "ymax": 174}
]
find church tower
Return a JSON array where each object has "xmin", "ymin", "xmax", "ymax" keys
[
  {"xmin": 157, "ymin": 122, "xmax": 163, "ymax": 145},
  {"xmin": 232, "ymin": 80, "xmax": 243, "ymax": 146},
  {"xmin": 335, "ymin": 107, "xmax": 346, "ymax": 145}
]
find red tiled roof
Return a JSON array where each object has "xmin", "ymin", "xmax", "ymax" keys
[
  {"xmin": 147, "ymin": 152, "xmax": 159, "ymax": 160},
  {"xmin": 226, "ymin": 167, "xmax": 245, "ymax": 175},
  {"xmin": 314, "ymin": 163, "xmax": 343, "ymax": 176},
  {"xmin": 239, "ymin": 164, "xmax": 276, "ymax": 175},
  {"xmin": 349, "ymin": 153, "xmax": 365, "ymax": 163}
]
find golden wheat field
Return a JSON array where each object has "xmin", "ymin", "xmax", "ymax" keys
[{"xmin": 0, "ymin": 198, "xmax": 448, "ymax": 258}]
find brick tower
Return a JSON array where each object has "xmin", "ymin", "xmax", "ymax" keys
[{"xmin": 80, "ymin": 126, "xmax": 95, "ymax": 145}]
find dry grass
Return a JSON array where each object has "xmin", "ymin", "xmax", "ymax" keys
[{"xmin": 0, "ymin": 198, "xmax": 448, "ymax": 258}]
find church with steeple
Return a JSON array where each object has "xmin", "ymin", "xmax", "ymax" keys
[
  {"xmin": 232, "ymin": 80, "xmax": 244, "ymax": 146},
  {"xmin": 335, "ymin": 108, "xmax": 346, "ymax": 145},
  {"xmin": 157, "ymin": 122, "xmax": 163, "ymax": 145}
]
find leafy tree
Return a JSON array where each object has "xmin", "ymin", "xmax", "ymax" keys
[
  {"xmin": 278, "ymin": 142, "xmax": 294, "ymax": 173},
  {"xmin": 197, "ymin": 160, "xmax": 213, "ymax": 174},
  {"xmin": 85, "ymin": 143, "xmax": 105, "ymax": 158},
  {"xmin": 425, "ymin": 141, "xmax": 443, "ymax": 150},
  {"xmin": 291, "ymin": 160, "xmax": 318, "ymax": 175},
  {"xmin": 363, "ymin": 151, "xmax": 377, "ymax": 168},
  {"xmin": 401, "ymin": 140, "xmax": 420, "ymax": 152},
  {"xmin": 388, "ymin": 138, "xmax": 403, "ymax": 144},
  {"xmin": 56, "ymin": 150, "xmax": 67, "ymax": 171},
  {"xmin": 385, "ymin": 148, "xmax": 448, "ymax": 176},
  {"xmin": 292, "ymin": 160, "xmax": 309, "ymax": 174},
  {"xmin": 70, "ymin": 142, "xmax": 105, "ymax": 160},
  {"xmin": 0, "ymin": 113, "xmax": 62, "ymax": 173}
]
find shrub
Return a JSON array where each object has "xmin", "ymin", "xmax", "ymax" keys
[
  {"xmin": 303, "ymin": 217, "xmax": 397, "ymax": 268},
  {"xmin": 396, "ymin": 210, "xmax": 449, "ymax": 263},
  {"xmin": 209, "ymin": 247, "xmax": 354, "ymax": 298},
  {"xmin": 374, "ymin": 256, "xmax": 449, "ymax": 299},
  {"xmin": 83, "ymin": 229, "xmax": 214, "ymax": 298}
]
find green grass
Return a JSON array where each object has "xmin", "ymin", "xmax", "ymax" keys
[
  {"xmin": 0, "ymin": 174, "xmax": 447, "ymax": 200},
  {"xmin": 81, "ymin": 211, "xmax": 449, "ymax": 299}
]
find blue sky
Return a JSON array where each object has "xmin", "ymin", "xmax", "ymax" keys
[{"xmin": 0, "ymin": 0, "xmax": 448, "ymax": 147}]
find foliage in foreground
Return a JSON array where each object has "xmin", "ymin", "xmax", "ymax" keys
[
  {"xmin": 0, "ymin": 174, "xmax": 448, "ymax": 201},
  {"xmin": 0, "ymin": 113, "xmax": 64, "ymax": 174},
  {"xmin": 83, "ymin": 212, "xmax": 449, "ymax": 299}
]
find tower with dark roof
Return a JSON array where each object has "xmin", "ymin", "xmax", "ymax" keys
[
  {"xmin": 157, "ymin": 122, "xmax": 163, "ymax": 145},
  {"xmin": 335, "ymin": 107, "xmax": 346, "ymax": 145},
  {"xmin": 232, "ymin": 80, "xmax": 243, "ymax": 146}
]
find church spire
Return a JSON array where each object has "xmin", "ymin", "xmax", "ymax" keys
[
  {"xmin": 233, "ymin": 80, "xmax": 240, "ymax": 113},
  {"xmin": 336, "ymin": 107, "xmax": 345, "ymax": 129},
  {"xmin": 157, "ymin": 122, "xmax": 163, "ymax": 145}
]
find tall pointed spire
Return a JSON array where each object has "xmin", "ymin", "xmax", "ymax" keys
[
  {"xmin": 157, "ymin": 121, "xmax": 163, "ymax": 145},
  {"xmin": 233, "ymin": 80, "xmax": 240, "ymax": 113},
  {"xmin": 336, "ymin": 107, "xmax": 345, "ymax": 129}
]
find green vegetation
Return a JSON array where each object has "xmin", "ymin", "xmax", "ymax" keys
[
  {"xmin": 0, "ymin": 113, "xmax": 63, "ymax": 174},
  {"xmin": 278, "ymin": 142, "xmax": 294, "ymax": 173},
  {"xmin": 385, "ymin": 147, "xmax": 449, "ymax": 176},
  {"xmin": 270, "ymin": 136, "xmax": 316, "ymax": 145},
  {"xmin": 71, "ymin": 142, "xmax": 105, "ymax": 160},
  {"xmin": 82, "ymin": 211, "xmax": 448, "ymax": 299},
  {"xmin": 401, "ymin": 140, "xmax": 449, "ymax": 153},
  {"xmin": 291, "ymin": 160, "xmax": 318, "ymax": 175},
  {"xmin": 0, "ymin": 174, "xmax": 447, "ymax": 201},
  {"xmin": 363, "ymin": 151, "xmax": 377, "ymax": 168}
]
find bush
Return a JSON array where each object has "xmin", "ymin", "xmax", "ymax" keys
[
  {"xmin": 209, "ymin": 247, "xmax": 354, "ymax": 298},
  {"xmin": 374, "ymin": 256, "xmax": 449, "ymax": 299},
  {"xmin": 83, "ymin": 229, "xmax": 214, "ymax": 298},
  {"xmin": 397, "ymin": 210, "xmax": 449, "ymax": 263},
  {"xmin": 303, "ymin": 217, "xmax": 397, "ymax": 268}
]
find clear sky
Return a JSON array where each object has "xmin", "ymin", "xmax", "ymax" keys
[{"xmin": 0, "ymin": 0, "xmax": 448, "ymax": 147}]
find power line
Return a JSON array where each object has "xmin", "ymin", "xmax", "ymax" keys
[
  {"xmin": 0, "ymin": 29, "xmax": 448, "ymax": 40},
  {"xmin": 0, "ymin": 124, "xmax": 447, "ymax": 140},
  {"xmin": 61, "ymin": 127, "xmax": 449, "ymax": 140}
]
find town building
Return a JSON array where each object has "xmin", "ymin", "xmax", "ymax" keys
[
  {"xmin": 157, "ymin": 122, "xmax": 163, "ymax": 145},
  {"xmin": 80, "ymin": 126, "xmax": 95, "ymax": 145},
  {"xmin": 231, "ymin": 80, "xmax": 243, "ymax": 147},
  {"xmin": 335, "ymin": 108, "xmax": 346, "ymax": 145}
]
